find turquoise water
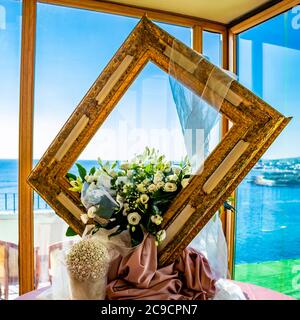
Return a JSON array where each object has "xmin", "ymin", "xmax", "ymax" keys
[
  {"xmin": 1, "ymin": 159, "xmax": 300, "ymax": 265},
  {"xmin": 236, "ymin": 170, "xmax": 300, "ymax": 264}
]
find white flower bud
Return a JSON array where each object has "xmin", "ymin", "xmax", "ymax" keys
[
  {"xmin": 151, "ymin": 214, "xmax": 163, "ymax": 225},
  {"xmin": 87, "ymin": 206, "xmax": 97, "ymax": 218},
  {"xmin": 140, "ymin": 194, "xmax": 149, "ymax": 204}
]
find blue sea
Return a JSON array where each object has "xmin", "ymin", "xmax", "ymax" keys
[{"xmin": 1, "ymin": 159, "xmax": 300, "ymax": 265}]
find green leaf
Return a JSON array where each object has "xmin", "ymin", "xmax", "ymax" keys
[
  {"xmin": 75, "ymin": 163, "xmax": 87, "ymax": 181},
  {"xmin": 111, "ymin": 160, "xmax": 118, "ymax": 169},
  {"xmin": 66, "ymin": 226, "xmax": 77, "ymax": 237},
  {"xmin": 66, "ymin": 172, "xmax": 77, "ymax": 181},
  {"xmin": 89, "ymin": 166, "xmax": 96, "ymax": 175}
]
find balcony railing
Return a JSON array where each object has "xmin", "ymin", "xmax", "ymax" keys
[{"xmin": 0, "ymin": 192, "xmax": 50, "ymax": 213}]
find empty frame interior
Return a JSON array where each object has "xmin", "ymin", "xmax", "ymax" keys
[{"xmin": 28, "ymin": 17, "xmax": 290, "ymax": 266}]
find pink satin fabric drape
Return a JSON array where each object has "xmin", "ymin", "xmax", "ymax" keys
[{"xmin": 106, "ymin": 235, "xmax": 216, "ymax": 300}]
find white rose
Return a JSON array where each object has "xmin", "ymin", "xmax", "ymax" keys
[
  {"xmin": 151, "ymin": 214, "xmax": 163, "ymax": 225},
  {"xmin": 153, "ymin": 172, "xmax": 164, "ymax": 184},
  {"xmin": 156, "ymin": 181, "xmax": 165, "ymax": 189},
  {"xmin": 156, "ymin": 229, "xmax": 166, "ymax": 242},
  {"xmin": 140, "ymin": 194, "xmax": 149, "ymax": 204},
  {"xmin": 137, "ymin": 183, "xmax": 146, "ymax": 193},
  {"xmin": 163, "ymin": 182, "xmax": 177, "ymax": 192},
  {"xmin": 167, "ymin": 174, "xmax": 178, "ymax": 182},
  {"xmin": 181, "ymin": 178, "xmax": 190, "ymax": 188},
  {"xmin": 127, "ymin": 212, "xmax": 141, "ymax": 225},
  {"xmin": 148, "ymin": 184, "xmax": 157, "ymax": 193},
  {"xmin": 80, "ymin": 213, "xmax": 89, "ymax": 224},
  {"xmin": 87, "ymin": 206, "xmax": 97, "ymax": 218}
]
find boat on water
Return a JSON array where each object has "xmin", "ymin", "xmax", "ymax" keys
[{"xmin": 252, "ymin": 170, "xmax": 300, "ymax": 187}]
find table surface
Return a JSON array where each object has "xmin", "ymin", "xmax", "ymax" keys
[{"xmin": 15, "ymin": 280, "xmax": 295, "ymax": 300}]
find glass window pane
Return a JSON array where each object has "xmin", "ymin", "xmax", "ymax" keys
[
  {"xmin": 33, "ymin": 3, "xmax": 191, "ymax": 289},
  {"xmin": 202, "ymin": 31, "xmax": 222, "ymax": 152},
  {"xmin": 203, "ymin": 31, "xmax": 222, "ymax": 67},
  {"xmin": 0, "ymin": 0, "xmax": 21, "ymax": 300},
  {"xmin": 235, "ymin": 8, "xmax": 300, "ymax": 299}
]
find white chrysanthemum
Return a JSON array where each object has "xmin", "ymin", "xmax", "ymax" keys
[
  {"xmin": 137, "ymin": 183, "xmax": 146, "ymax": 193},
  {"xmin": 181, "ymin": 178, "xmax": 190, "ymax": 188},
  {"xmin": 148, "ymin": 184, "xmax": 157, "ymax": 193},
  {"xmin": 140, "ymin": 194, "xmax": 149, "ymax": 204},
  {"xmin": 127, "ymin": 212, "xmax": 141, "ymax": 225},
  {"xmin": 87, "ymin": 206, "xmax": 97, "ymax": 218},
  {"xmin": 151, "ymin": 214, "xmax": 163, "ymax": 225},
  {"xmin": 163, "ymin": 182, "xmax": 177, "ymax": 192},
  {"xmin": 80, "ymin": 213, "xmax": 89, "ymax": 224},
  {"xmin": 153, "ymin": 172, "xmax": 164, "ymax": 184},
  {"xmin": 66, "ymin": 238, "xmax": 110, "ymax": 281},
  {"xmin": 156, "ymin": 229, "xmax": 166, "ymax": 243}
]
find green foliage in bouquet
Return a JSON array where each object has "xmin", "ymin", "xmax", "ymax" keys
[{"xmin": 66, "ymin": 147, "xmax": 191, "ymax": 247}]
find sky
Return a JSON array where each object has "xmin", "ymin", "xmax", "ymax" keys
[{"xmin": 0, "ymin": 1, "xmax": 299, "ymax": 160}]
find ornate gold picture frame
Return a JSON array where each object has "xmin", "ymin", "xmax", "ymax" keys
[{"xmin": 28, "ymin": 17, "xmax": 290, "ymax": 266}]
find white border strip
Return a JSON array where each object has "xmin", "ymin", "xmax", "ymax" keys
[
  {"xmin": 57, "ymin": 192, "xmax": 83, "ymax": 220},
  {"xmin": 54, "ymin": 114, "xmax": 89, "ymax": 161},
  {"xmin": 164, "ymin": 45, "xmax": 198, "ymax": 73},
  {"xmin": 96, "ymin": 55, "xmax": 133, "ymax": 105},
  {"xmin": 158, "ymin": 204, "xmax": 195, "ymax": 252},
  {"xmin": 203, "ymin": 140, "xmax": 249, "ymax": 194}
]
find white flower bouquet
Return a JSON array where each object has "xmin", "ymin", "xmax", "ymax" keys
[
  {"xmin": 66, "ymin": 147, "xmax": 191, "ymax": 247},
  {"xmin": 66, "ymin": 237, "xmax": 110, "ymax": 300}
]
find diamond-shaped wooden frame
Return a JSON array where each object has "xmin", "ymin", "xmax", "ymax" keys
[{"xmin": 28, "ymin": 17, "xmax": 290, "ymax": 266}]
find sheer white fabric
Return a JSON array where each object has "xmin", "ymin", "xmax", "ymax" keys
[{"xmin": 168, "ymin": 41, "xmax": 236, "ymax": 280}]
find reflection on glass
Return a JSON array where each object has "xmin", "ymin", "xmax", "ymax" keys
[
  {"xmin": 235, "ymin": 8, "xmax": 300, "ymax": 299},
  {"xmin": 0, "ymin": 0, "xmax": 21, "ymax": 300},
  {"xmin": 33, "ymin": 3, "xmax": 192, "ymax": 289},
  {"xmin": 203, "ymin": 31, "xmax": 222, "ymax": 67},
  {"xmin": 202, "ymin": 31, "xmax": 222, "ymax": 155}
]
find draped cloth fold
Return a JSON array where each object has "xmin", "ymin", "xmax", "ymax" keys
[{"xmin": 106, "ymin": 235, "xmax": 216, "ymax": 300}]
